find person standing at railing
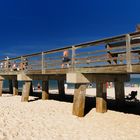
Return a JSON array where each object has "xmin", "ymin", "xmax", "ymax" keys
[
  {"xmin": 4, "ymin": 56, "xmax": 11, "ymax": 71},
  {"xmin": 0, "ymin": 62, "xmax": 3, "ymax": 69},
  {"xmin": 23, "ymin": 58, "xmax": 28, "ymax": 70},
  {"xmin": 19, "ymin": 58, "xmax": 28, "ymax": 70},
  {"xmin": 12, "ymin": 61, "xmax": 17, "ymax": 71},
  {"xmin": 61, "ymin": 50, "xmax": 71, "ymax": 68}
]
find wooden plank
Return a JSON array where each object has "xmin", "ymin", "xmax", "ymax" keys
[
  {"xmin": 21, "ymin": 81, "xmax": 31, "ymax": 102},
  {"xmin": 13, "ymin": 80, "xmax": 18, "ymax": 96},
  {"xmin": 0, "ymin": 80, "xmax": 3, "ymax": 96},
  {"xmin": 42, "ymin": 80, "xmax": 49, "ymax": 100},
  {"xmin": 126, "ymin": 34, "xmax": 132, "ymax": 72},
  {"xmin": 94, "ymin": 74, "xmax": 130, "ymax": 82},
  {"xmin": 111, "ymin": 49, "xmax": 140, "ymax": 55},
  {"xmin": 108, "ymin": 39, "xmax": 140, "ymax": 48},
  {"xmin": 71, "ymin": 46, "xmax": 76, "ymax": 69},
  {"xmin": 72, "ymin": 84, "xmax": 86, "ymax": 117},
  {"xmin": 42, "ymin": 52, "xmax": 45, "ymax": 74},
  {"xmin": 1, "ymin": 64, "xmax": 137, "ymax": 76},
  {"xmin": 69, "ymin": 65, "xmax": 127, "ymax": 74},
  {"xmin": 96, "ymin": 82, "xmax": 107, "ymax": 113}
]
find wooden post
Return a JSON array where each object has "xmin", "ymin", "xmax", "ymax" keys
[
  {"xmin": 42, "ymin": 80, "xmax": 49, "ymax": 100},
  {"xmin": 72, "ymin": 84, "xmax": 86, "ymax": 117},
  {"xmin": 13, "ymin": 80, "xmax": 18, "ymax": 96},
  {"xmin": 21, "ymin": 81, "xmax": 31, "ymax": 102},
  {"xmin": 0, "ymin": 80, "xmax": 3, "ymax": 96},
  {"xmin": 126, "ymin": 34, "xmax": 132, "ymax": 72},
  {"xmin": 58, "ymin": 79, "xmax": 65, "ymax": 97},
  {"xmin": 71, "ymin": 46, "xmax": 76, "ymax": 69},
  {"xmin": 114, "ymin": 81, "xmax": 125, "ymax": 106},
  {"xmin": 96, "ymin": 82, "xmax": 107, "ymax": 113},
  {"xmin": 9, "ymin": 80, "xmax": 13, "ymax": 94},
  {"xmin": 41, "ymin": 52, "xmax": 45, "ymax": 74}
]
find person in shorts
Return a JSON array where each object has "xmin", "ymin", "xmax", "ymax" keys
[{"xmin": 61, "ymin": 50, "xmax": 71, "ymax": 68}]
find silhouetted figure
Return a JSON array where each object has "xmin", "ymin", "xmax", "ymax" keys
[{"xmin": 125, "ymin": 91, "xmax": 137, "ymax": 100}]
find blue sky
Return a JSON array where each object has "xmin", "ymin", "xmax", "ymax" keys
[{"xmin": 0, "ymin": 0, "xmax": 140, "ymax": 59}]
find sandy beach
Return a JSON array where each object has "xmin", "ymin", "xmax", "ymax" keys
[{"xmin": 0, "ymin": 87, "xmax": 140, "ymax": 140}]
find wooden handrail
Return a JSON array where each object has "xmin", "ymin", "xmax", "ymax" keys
[
  {"xmin": 0, "ymin": 31, "xmax": 140, "ymax": 63},
  {"xmin": 0, "ymin": 31, "xmax": 140, "ymax": 72}
]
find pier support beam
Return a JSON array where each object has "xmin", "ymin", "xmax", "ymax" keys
[
  {"xmin": 42, "ymin": 80, "xmax": 49, "ymax": 100},
  {"xmin": 96, "ymin": 82, "xmax": 107, "ymax": 113},
  {"xmin": 21, "ymin": 81, "xmax": 31, "ymax": 102},
  {"xmin": 30, "ymin": 82, "xmax": 33, "ymax": 95},
  {"xmin": 0, "ymin": 80, "xmax": 3, "ymax": 96},
  {"xmin": 58, "ymin": 79, "xmax": 65, "ymax": 97},
  {"xmin": 114, "ymin": 81, "xmax": 125, "ymax": 107},
  {"xmin": 9, "ymin": 80, "xmax": 13, "ymax": 94},
  {"xmin": 13, "ymin": 80, "xmax": 18, "ymax": 96},
  {"xmin": 72, "ymin": 84, "xmax": 86, "ymax": 117}
]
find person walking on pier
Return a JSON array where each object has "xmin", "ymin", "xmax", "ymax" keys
[{"xmin": 61, "ymin": 50, "xmax": 71, "ymax": 68}]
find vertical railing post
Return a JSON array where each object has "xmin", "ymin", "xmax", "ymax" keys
[
  {"xmin": 71, "ymin": 46, "xmax": 76, "ymax": 69},
  {"xmin": 21, "ymin": 56, "xmax": 23, "ymax": 62},
  {"xmin": 42, "ymin": 52, "xmax": 45, "ymax": 74},
  {"xmin": 126, "ymin": 34, "xmax": 132, "ymax": 72},
  {"xmin": 7, "ymin": 59, "xmax": 9, "ymax": 71},
  {"xmin": 20, "ymin": 56, "xmax": 23, "ymax": 71}
]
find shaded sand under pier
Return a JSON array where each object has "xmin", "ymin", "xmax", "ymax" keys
[{"xmin": 0, "ymin": 87, "xmax": 140, "ymax": 139}]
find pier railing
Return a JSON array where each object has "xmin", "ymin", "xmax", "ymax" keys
[{"xmin": 0, "ymin": 31, "xmax": 140, "ymax": 74}]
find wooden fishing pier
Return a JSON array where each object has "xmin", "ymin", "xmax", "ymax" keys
[{"xmin": 0, "ymin": 31, "xmax": 140, "ymax": 117}]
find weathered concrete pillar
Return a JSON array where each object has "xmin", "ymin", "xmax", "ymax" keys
[
  {"xmin": 96, "ymin": 82, "xmax": 107, "ymax": 113},
  {"xmin": 9, "ymin": 80, "xmax": 13, "ymax": 94},
  {"xmin": 58, "ymin": 79, "xmax": 65, "ymax": 97},
  {"xmin": 72, "ymin": 84, "xmax": 86, "ymax": 117},
  {"xmin": 42, "ymin": 80, "xmax": 49, "ymax": 100},
  {"xmin": 13, "ymin": 80, "xmax": 18, "ymax": 96},
  {"xmin": 114, "ymin": 81, "xmax": 125, "ymax": 106},
  {"xmin": 0, "ymin": 80, "xmax": 3, "ymax": 96},
  {"xmin": 21, "ymin": 81, "xmax": 31, "ymax": 102}
]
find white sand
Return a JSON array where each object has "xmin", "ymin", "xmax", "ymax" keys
[{"xmin": 0, "ymin": 87, "xmax": 140, "ymax": 140}]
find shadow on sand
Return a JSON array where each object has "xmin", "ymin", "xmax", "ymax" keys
[{"xmin": 3, "ymin": 91, "xmax": 140, "ymax": 116}]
